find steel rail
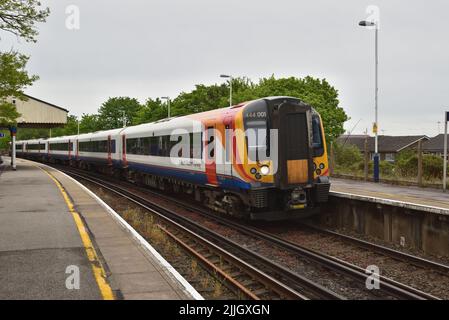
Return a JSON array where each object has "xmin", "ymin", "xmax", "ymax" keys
[
  {"xmin": 52, "ymin": 164, "xmax": 439, "ymax": 300},
  {"xmin": 60, "ymin": 168, "xmax": 342, "ymax": 300}
]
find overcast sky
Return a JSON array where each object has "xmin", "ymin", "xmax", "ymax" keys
[{"xmin": 1, "ymin": 0, "xmax": 448, "ymax": 136}]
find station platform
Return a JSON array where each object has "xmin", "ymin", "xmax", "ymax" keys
[
  {"xmin": 0, "ymin": 157, "xmax": 201, "ymax": 300},
  {"xmin": 330, "ymin": 177, "xmax": 449, "ymax": 216}
]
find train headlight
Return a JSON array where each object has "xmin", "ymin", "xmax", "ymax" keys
[{"xmin": 260, "ymin": 165, "xmax": 270, "ymax": 175}]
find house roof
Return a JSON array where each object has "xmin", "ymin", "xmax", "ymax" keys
[
  {"xmin": 23, "ymin": 94, "xmax": 68, "ymax": 113},
  {"xmin": 422, "ymin": 134, "xmax": 449, "ymax": 152},
  {"xmin": 337, "ymin": 135, "xmax": 429, "ymax": 153}
]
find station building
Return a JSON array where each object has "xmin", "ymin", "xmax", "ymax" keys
[{"xmin": 1, "ymin": 94, "xmax": 68, "ymax": 169}]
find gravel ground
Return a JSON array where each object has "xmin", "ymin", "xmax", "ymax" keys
[
  {"xmin": 68, "ymin": 170, "xmax": 448, "ymax": 300},
  {"xmin": 258, "ymin": 221, "xmax": 449, "ymax": 299},
  {"xmin": 81, "ymin": 181, "xmax": 237, "ymax": 300}
]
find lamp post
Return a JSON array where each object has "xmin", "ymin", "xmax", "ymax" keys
[
  {"xmin": 444, "ymin": 111, "xmax": 449, "ymax": 192},
  {"xmin": 161, "ymin": 96, "xmax": 171, "ymax": 118},
  {"xmin": 359, "ymin": 20, "xmax": 380, "ymax": 182},
  {"xmin": 220, "ymin": 74, "xmax": 233, "ymax": 107}
]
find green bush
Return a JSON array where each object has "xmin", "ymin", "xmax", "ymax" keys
[
  {"xmin": 396, "ymin": 155, "xmax": 418, "ymax": 177},
  {"xmin": 357, "ymin": 160, "xmax": 395, "ymax": 176},
  {"xmin": 380, "ymin": 161, "xmax": 395, "ymax": 176},
  {"xmin": 423, "ymin": 155, "xmax": 444, "ymax": 179},
  {"xmin": 334, "ymin": 142, "xmax": 362, "ymax": 167},
  {"xmin": 396, "ymin": 154, "xmax": 443, "ymax": 179}
]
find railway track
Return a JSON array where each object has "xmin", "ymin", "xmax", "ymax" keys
[
  {"xmin": 56, "ymin": 166, "xmax": 341, "ymax": 300},
  {"xmin": 50, "ymin": 164, "xmax": 440, "ymax": 300},
  {"xmin": 298, "ymin": 223, "xmax": 449, "ymax": 276}
]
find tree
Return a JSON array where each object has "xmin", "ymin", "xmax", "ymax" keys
[
  {"xmin": 97, "ymin": 97, "xmax": 142, "ymax": 130},
  {"xmin": 0, "ymin": 51, "xmax": 38, "ymax": 99},
  {"xmin": 51, "ymin": 115, "xmax": 79, "ymax": 137},
  {"xmin": 0, "ymin": 0, "xmax": 50, "ymax": 43},
  {"xmin": 0, "ymin": 100, "xmax": 20, "ymax": 127},
  {"xmin": 79, "ymin": 114, "xmax": 101, "ymax": 133},
  {"xmin": 171, "ymin": 77, "xmax": 254, "ymax": 116},
  {"xmin": 0, "ymin": 52, "xmax": 39, "ymax": 127},
  {"xmin": 243, "ymin": 76, "xmax": 348, "ymax": 142},
  {"xmin": 134, "ymin": 98, "xmax": 167, "ymax": 124}
]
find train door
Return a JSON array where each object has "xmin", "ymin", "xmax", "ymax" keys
[
  {"xmin": 277, "ymin": 102, "xmax": 314, "ymax": 188},
  {"xmin": 205, "ymin": 123, "xmax": 218, "ymax": 186},
  {"xmin": 223, "ymin": 116, "xmax": 233, "ymax": 177},
  {"xmin": 107, "ymin": 135, "xmax": 112, "ymax": 165},
  {"xmin": 68, "ymin": 139, "xmax": 71, "ymax": 161},
  {"xmin": 76, "ymin": 139, "xmax": 79, "ymax": 161},
  {"xmin": 121, "ymin": 134, "xmax": 128, "ymax": 167}
]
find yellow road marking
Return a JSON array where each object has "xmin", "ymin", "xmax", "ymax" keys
[{"xmin": 39, "ymin": 166, "xmax": 114, "ymax": 300}]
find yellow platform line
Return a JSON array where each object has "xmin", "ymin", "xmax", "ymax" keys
[{"xmin": 39, "ymin": 166, "xmax": 114, "ymax": 300}]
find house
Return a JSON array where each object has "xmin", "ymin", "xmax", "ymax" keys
[
  {"xmin": 337, "ymin": 135, "xmax": 430, "ymax": 162},
  {"xmin": 422, "ymin": 134, "xmax": 449, "ymax": 159}
]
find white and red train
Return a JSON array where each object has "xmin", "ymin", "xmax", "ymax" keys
[{"xmin": 16, "ymin": 96, "xmax": 330, "ymax": 220}]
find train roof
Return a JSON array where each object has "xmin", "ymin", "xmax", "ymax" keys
[{"xmin": 76, "ymin": 128, "xmax": 125, "ymax": 140}]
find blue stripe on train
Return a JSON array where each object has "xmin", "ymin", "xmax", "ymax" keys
[
  {"xmin": 126, "ymin": 161, "xmax": 253, "ymax": 191},
  {"xmin": 54, "ymin": 154, "xmax": 261, "ymax": 191}
]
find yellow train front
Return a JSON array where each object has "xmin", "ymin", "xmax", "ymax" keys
[{"xmin": 225, "ymin": 96, "xmax": 330, "ymax": 220}]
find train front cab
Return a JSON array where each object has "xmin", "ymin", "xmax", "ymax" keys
[{"xmin": 243, "ymin": 97, "xmax": 330, "ymax": 220}]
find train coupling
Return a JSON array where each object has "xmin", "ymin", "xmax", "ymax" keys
[{"xmin": 287, "ymin": 188, "xmax": 307, "ymax": 209}]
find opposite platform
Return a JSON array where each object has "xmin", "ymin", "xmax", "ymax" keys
[
  {"xmin": 0, "ymin": 157, "xmax": 200, "ymax": 300},
  {"xmin": 331, "ymin": 177, "xmax": 449, "ymax": 216}
]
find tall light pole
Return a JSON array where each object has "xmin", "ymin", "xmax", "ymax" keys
[
  {"xmin": 161, "ymin": 96, "xmax": 171, "ymax": 118},
  {"xmin": 359, "ymin": 20, "xmax": 380, "ymax": 182},
  {"xmin": 220, "ymin": 74, "xmax": 233, "ymax": 107},
  {"xmin": 444, "ymin": 111, "xmax": 449, "ymax": 192}
]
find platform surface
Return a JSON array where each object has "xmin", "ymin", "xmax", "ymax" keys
[
  {"xmin": 331, "ymin": 177, "xmax": 449, "ymax": 213},
  {"xmin": 0, "ymin": 158, "xmax": 196, "ymax": 300}
]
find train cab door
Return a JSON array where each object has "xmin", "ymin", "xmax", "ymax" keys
[
  {"xmin": 277, "ymin": 101, "xmax": 314, "ymax": 189},
  {"xmin": 223, "ymin": 116, "xmax": 233, "ymax": 178},
  {"xmin": 205, "ymin": 123, "xmax": 218, "ymax": 186}
]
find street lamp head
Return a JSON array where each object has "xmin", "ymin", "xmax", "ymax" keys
[
  {"xmin": 161, "ymin": 96, "xmax": 170, "ymax": 100},
  {"xmin": 220, "ymin": 74, "xmax": 231, "ymax": 78},
  {"xmin": 359, "ymin": 20, "xmax": 376, "ymax": 27}
]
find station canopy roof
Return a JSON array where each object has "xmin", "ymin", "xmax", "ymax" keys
[{"xmin": 8, "ymin": 94, "xmax": 68, "ymax": 129}]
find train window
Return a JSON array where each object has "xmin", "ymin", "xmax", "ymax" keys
[
  {"xmin": 191, "ymin": 132, "xmax": 202, "ymax": 159},
  {"xmin": 16, "ymin": 144, "xmax": 23, "ymax": 150},
  {"xmin": 246, "ymin": 120, "xmax": 268, "ymax": 161},
  {"xmin": 79, "ymin": 140, "xmax": 109, "ymax": 153},
  {"xmin": 49, "ymin": 142, "xmax": 71, "ymax": 151},
  {"xmin": 126, "ymin": 138, "xmax": 139, "ymax": 154},
  {"xmin": 27, "ymin": 144, "xmax": 41, "ymax": 150},
  {"xmin": 312, "ymin": 115, "xmax": 324, "ymax": 157},
  {"xmin": 140, "ymin": 137, "xmax": 149, "ymax": 155},
  {"xmin": 149, "ymin": 136, "xmax": 159, "ymax": 156}
]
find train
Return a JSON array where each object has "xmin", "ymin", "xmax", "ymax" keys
[{"xmin": 15, "ymin": 96, "xmax": 330, "ymax": 220}]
